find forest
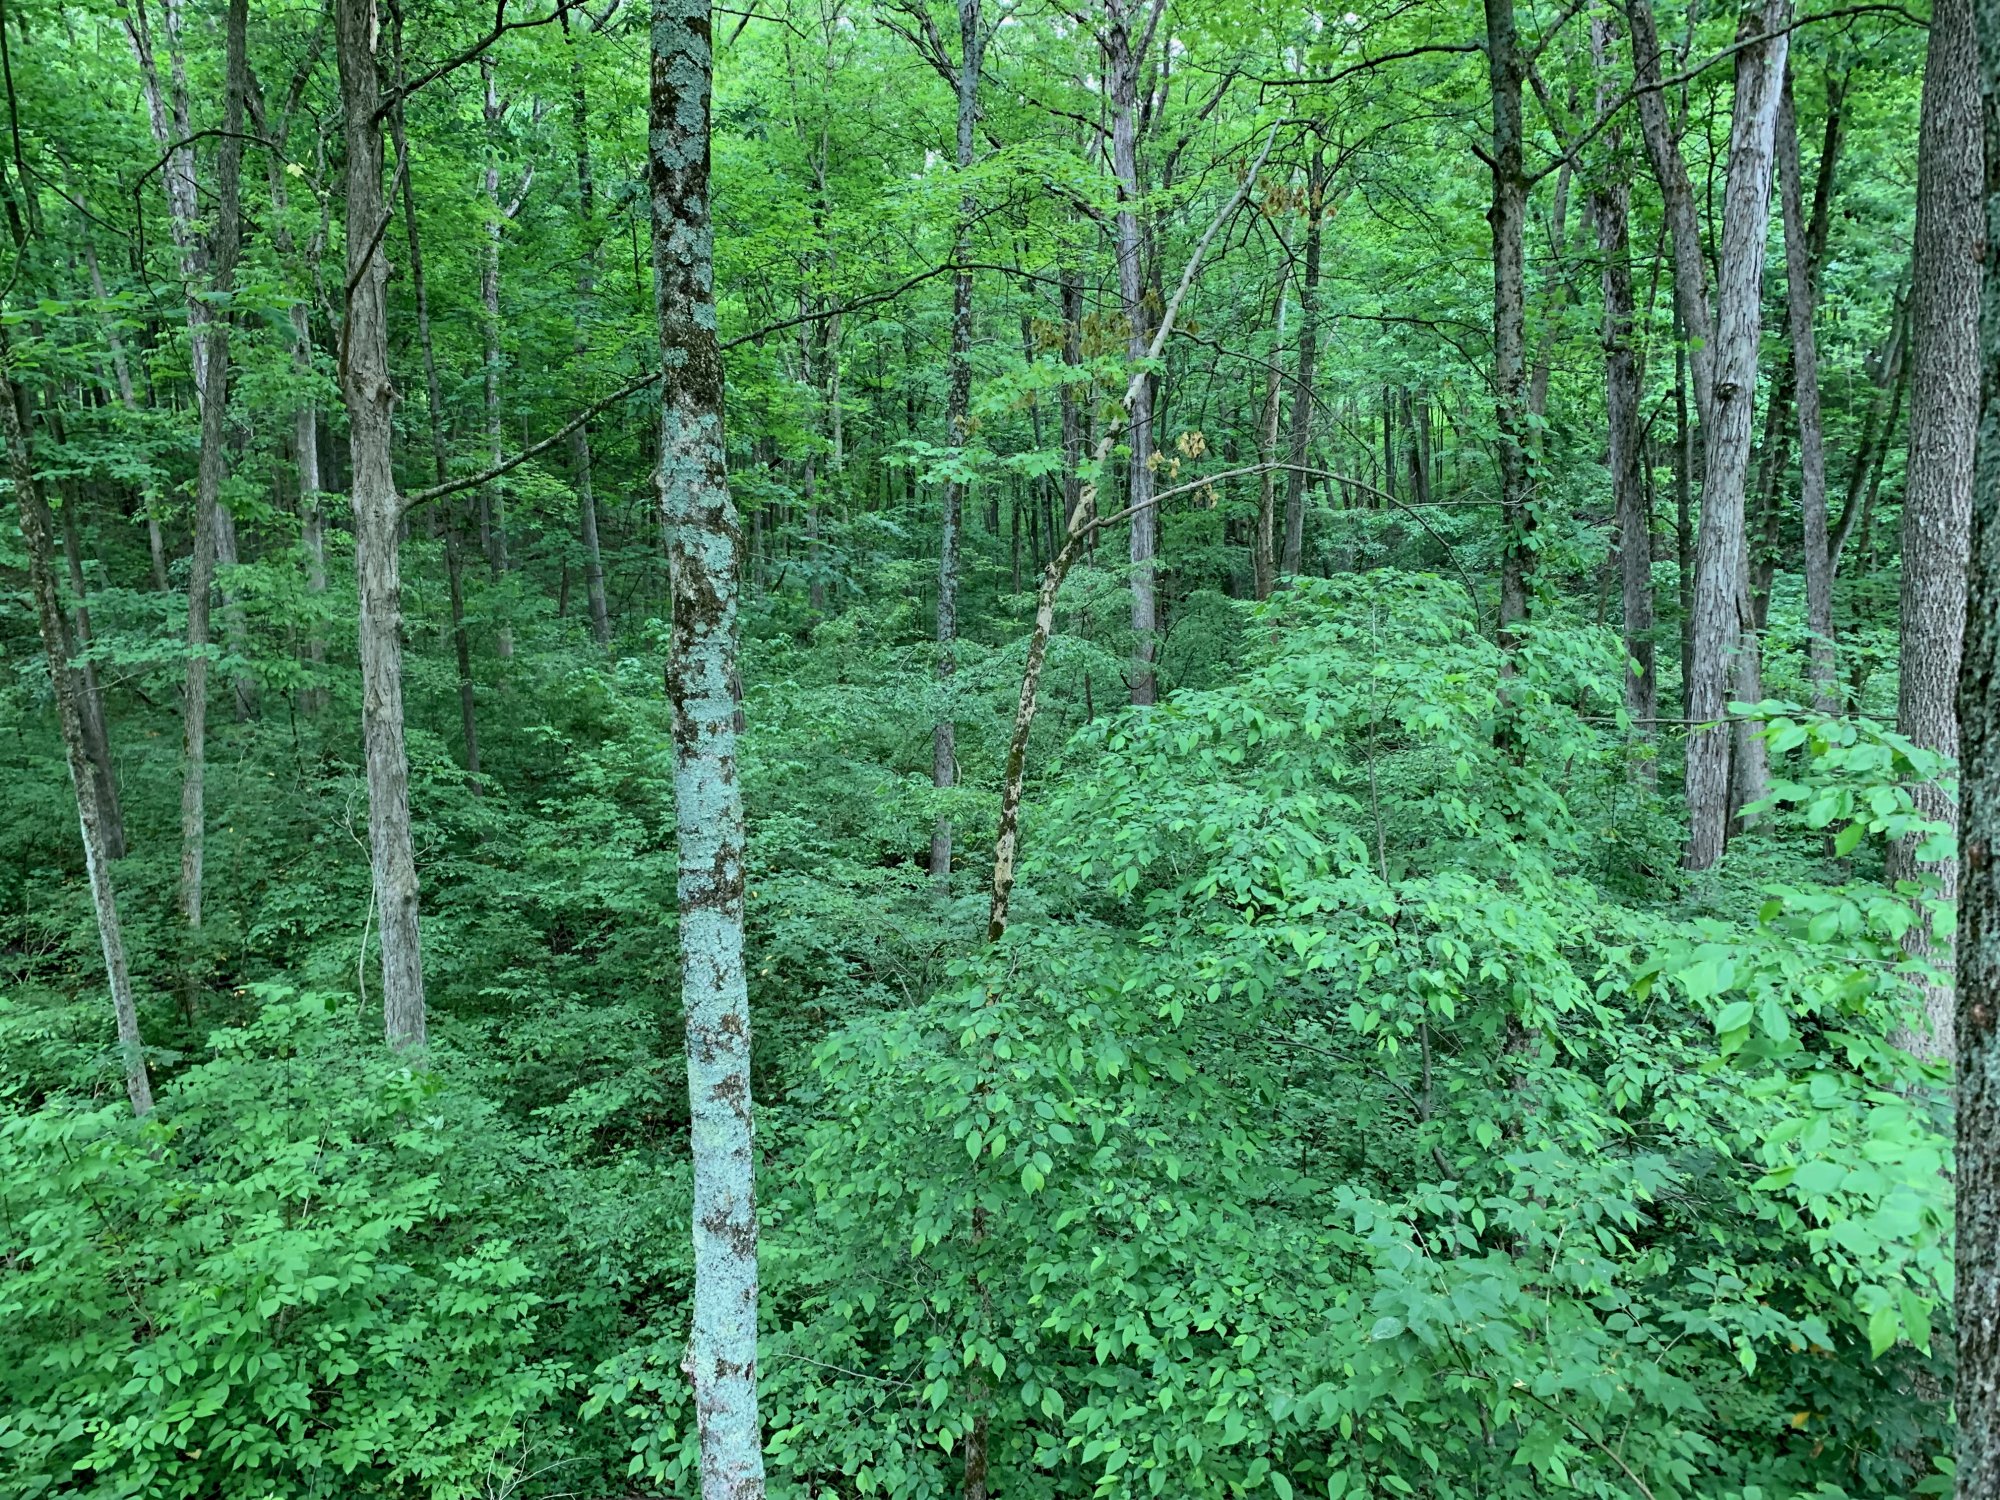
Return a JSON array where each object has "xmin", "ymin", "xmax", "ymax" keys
[{"xmin": 7, "ymin": 0, "xmax": 2000, "ymax": 1493}]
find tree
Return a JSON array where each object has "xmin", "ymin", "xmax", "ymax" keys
[
  {"xmin": 334, "ymin": 0, "xmax": 426, "ymax": 1051},
  {"xmin": 650, "ymin": 0, "xmax": 766, "ymax": 1491},
  {"xmin": 1888, "ymin": 0, "xmax": 1980, "ymax": 1056},
  {"xmin": 1682, "ymin": 0, "xmax": 1790, "ymax": 872}
]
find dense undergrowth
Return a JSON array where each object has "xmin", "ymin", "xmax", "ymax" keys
[{"xmin": 0, "ymin": 561, "xmax": 1956, "ymax": 1498}]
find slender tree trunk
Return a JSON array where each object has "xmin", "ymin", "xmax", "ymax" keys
[
  {"xmin": 1777, "ymin": 72, "xmax": 1838, "ymax": 712},
  {"xmin": 1254, "ymin": 257, "xmax": 1291, "ymax": 600},
  {"xmin": 0, "ymin": 341, "xmax": 151, "ymax": 1117},
  {"xmin": 1060, "ymin": 265, "xmax": 1085, "ymax": 529},
  {"xmin": 1682, "ymin": 1, "xmax": 1789, "ymax": 872},
  {"xmin": 1832, "ymin": 290, "xmax": 1907, "ymax": 571},
  {"xmin": 650, "ymin": 1, "xmax": 766, "ymax": 1491},
  {"xmin": 46, "ymin": 454, "xmax": 125, "ymax": 859},
  {"xmin": 1105, "ymin": 0, "xmax": 1163, "ymax": 705},
  {"xmin": 1403, "ymin": 387, "xmax": 1432, "ymax": 509},
  {"xmin": 394, "ymin": 108, "xmax": 483, "ymax": 796},
  {"xmin": 481, "ymin": 61, "xmax": 530, "ymax": 657},
  {"xmin": 571, "ymin": 40, "xmax": 612, "ymax": 648},
  {"xmin": 1281, "ymin": 144, "xmax": 1325, "ymax": 580},
  {"xmin": 1674, "ymin": 320, "xmax": 1695, "ymax": 704},
  {"xmin": 1486, "ymin": 0, "xmax": 1534, "ymax": 647},
  {"xmin": 932, "ymin": 0, "xmax": 984, "ymax": 884},
  {"xmin": 1956, "ymin": 0, "xmax": 2000, "ymax": 1469},
  {"xmin": 1592, "ymin": 13, "xmax": 1655, "ymax": 739},
  {"xmin": 335, "ymin": 0, "xmax": 425, "ymax": 1050},
  {"xmin": 178, "ymin": 0, "xmax": 247, "ymax": 973}
]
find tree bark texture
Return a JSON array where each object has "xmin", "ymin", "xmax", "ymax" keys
[
  {"xmin": 650, "ymin": 1, "xmax": 766, "ymax": 1493},
  {"xmin": 1280, "ymin": 144, "xmax": 1325, "ymax": 580},
  {"xmin": 0, "ymin": 341, "xmax": 152, "ymax": 1117},
  {"xmin": 571, "ymin": 38, "xmax": 613, "ymax": 649},
  {"xmin": 1889, "ymin": 0, "xmax": 1981, "ymax": 1057},
  {"xmin": 1486, "ymin": 0, "xmax": 1533, "ymax": 646},
  {"xmin": 335, "ymin": 0, "xmax": 426, "ymax": 1051},
  {"xmin": 1682, "ymin": 1, "xmax": 1789, "ymax": 872}
]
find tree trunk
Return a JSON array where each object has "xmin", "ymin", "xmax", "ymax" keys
[
  {"xmin": 1955, "ymin": 0, "xmax": 2000, "ymax": 1467},
  {"xmin": 1776, "ymin": 71, "xmax": 1838, "ymax": 712},
  {"xmin": 571, "ymin": 39, "xmax": 612, "ymax": 648},
  {"xmin": 50, "ymin": 461, "xmax": 125, "ymax": 860},
  {"xmin": 932, "ymin": 0, "xmax": 984, "ymax": 884},
  {"xmin": 335, "ymin": 0, "xmax": 425, "ymax": 1051},
  {"xmin": 650, "ymin": 1, "xmax": 766, "ymax": 1492},
  {"xmin": 1253, "ymin": 257, "xmax": 1292, "ymax": 600},
  {"xmin": 1887, "ymin": 0, "xmax": 1980, "ymax": 1057},
  {"xmin": 481, "ymin": 60, "xmax": 530, "ymax": 658},
  {"xmin": 394, "ymin": 101, "xmax": 483, "ymax": 796},
  {"xmin": 1591, "ymin": 12, "xmax": 1655, "ymax": 738},
  {"xmin": 1831, "ymin": 289, "xmax": 1908, "ymax": 572},
  {"xmin": 1060, "ymin": 265, "xmax": 1085, "ymax": 529},
  {"xmin": 1105, "ymin": 0, "xmax": 1162, "ymax": 705},
  {"xmin": 1675, "ymin": 317, "xmax": 1695, "ymax": 706},
  {"xmin": 179, "ymin": 0, "xmax": 247, "ymax": 969},
  {"xmin": 1281, "ymin": 144, "xmax": 1325, "ymax": 580},
  {"xmin": 1682, "ymin": 1, "xmax": 1789, "ymax": 872},
  {"xmin": 0, "ymin": 340, "xmax": 152, "ymax": 1117},
  {"xmin": 1486, "ymin": 0, "xmax": 1533, "ymax": 647}
]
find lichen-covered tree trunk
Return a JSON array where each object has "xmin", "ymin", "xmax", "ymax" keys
[
  {"xmin": 1682, "ymin": 1, "xmax": 1789, "ymax": 872},
  {"xmin": 1590, "ymin": 13, "xmax": 1654, "ymax": 739},
  {"xmin": 1889, "ymin": 0, "xmax": 1981, "ymax": 1057},
  {"xmin": 650, "ymin": 1, "xmax": 765, "ymax": 1493},
  {"xmin": 335, "ymin": 0, "xmax": 425, "ymax": 1051},
  {"xmin": 0, "ymin": 342, "xmax": 152, "ymax": 1117},
  {"xmin": 1958, "ymin": 3, "xmax": 2000, "ymax": 1476}
]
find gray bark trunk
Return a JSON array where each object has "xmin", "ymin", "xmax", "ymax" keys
[
  {"xmin": 1682, "ymin": 1, "xmax": 1789, "ymax": 872},
  {"xmin": 1254, "ymin": 257, "xmax": 1291, "ymax": 601},
  {"xmin": 650, "ymin": 4, "xmax": 766, "ymax": 1494},
  {"xmin": 1486, "ymin": 0, "xmax": 1533, "ymax": 647},
  {"xmin": 571, "ymin": 43, "xmax": 612, "ymax": 648},
  {"xmin": 0, "ymin": 341, "xmax": 152, "ymax": 1116},
  {"xmin": 1887, "ymin": 0, "xmax": 1980, "ymax": 1059},
  {"xmin": 1105, "ymin": 0, "xmax": 1163, "ymax": 704},
  {"xmin": 335, "ymin": 0, "xmax": 426, "ymax": 1050}
]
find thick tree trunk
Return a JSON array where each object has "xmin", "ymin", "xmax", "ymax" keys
[
  {"xmin": 1280, "ymin": 145, "xmax": 1325, "ymax": 580},
  {"xmin": 1887, "ymin": 0, "xmax": 1980, "ymax": 1058},
  {"xmin": 0, "ymin": 343, "xmax": 152, "ymax": 1117},
  {"xmin": 932, "ymin": 0, "xmax": 984, "ymax": 884},
  {"xmin": 1776, "ymin": 73, "xmax": 1837, "ymax": 713},
  {"xmin": 1591, "ymin": 13, "xmax": 1655, "ymax": 739},
  {"xmin": 651, "ymin": 2, "xmax": 766, "ymax": 1493},
  {"xmin": 335, "ymin": 0, "xmax": 425, "ymax": 1051},
  {"xmin": 1682, "ymin": 2, "xmax": 1789, "ymax": 872},
  {"xmin": 1486, "ymin": 0, "xmax": 1533, "ymax": 647}
]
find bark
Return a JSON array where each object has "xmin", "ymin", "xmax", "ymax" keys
[
  {"xmin": 394, "ymin": 107, "xmax": 483, "ymax": 795},
  {"xmin": 1888, "ymin": 0, "xmax": 1980, "ymax": 1057},
  {"xmin": 570, "ymin": 39, "xmax": 612, "ymax": 648},
  {"xmin": 1675, "ymin": 317, "xmax": 1694, "ymax": 705},
  {"xmin": 1776, "ymin": 73, "xmax": 1836, "ymax": 713},
  {"xmin": 55, "ymin": 487, "xmax": 124, "ymax": 858},
  {"xmin": 1105, "ymin": 0, "xmax": 1165, "ymax": 704},
  {"xmin": 1280, "ymin": 144, "xmax": 1325, "ymax": 579},
  {"xmin": 1403, "ymin": 388, "xmax": 1432, "ymax": 510},
  {"xmin": 650, "ymin": 3, "xmax": 766, "ymax": 1494},
  {"xmin": 932, "ymin": 0, "xmax": 984, "ymax": 884},
  {"xmin": 1627, "ymin": 0, "xmax": 1717, "ymax": 426},
  {"xmin": 1831, "ymin": 291, "xmax": 1907, "ymax": 571},
  {"xmin": 1060, "ymin": 266, "xmax": 1084, "ymax": 529},
  {"xmin": 335, "ymin": 0, "xmax": 426, "ymax": 1051},
  {"xmin": 1253, "ymin": 256, "xmax": 1292, "ymax": 600},
  {"xmin": 481, "ymin": 59, "xmax": 532, "ymax": 659},
  {"xmin": 1682, "ymin": 2, "xmax": 1789, "ymax": 872},
  {"xmin": 1591, "ymin": 12, "xmax": 1655, "ymax": 736},
  {"xmin": 179, "ymin": 0, "xmax": 248, "ymax": 955},
  {"xmin": 1957, "ymin": 0, "xmax": 2000, "ymax": 1468},
  {"xmin": 0, "ymin": 340, "xmax": 152, "ymax": 1117},
  {"xmin": 1486, "ymin": 0, "xmax": 1534, "ymax": 647}
]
